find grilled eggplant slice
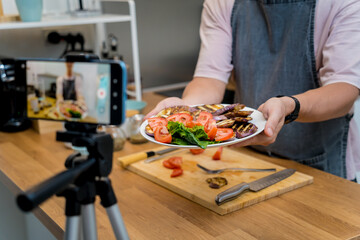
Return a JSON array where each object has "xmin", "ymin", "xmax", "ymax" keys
[
  {"xmin": 234, "ymin": 123, "xmax": 258, "ymax": 138},
  {"xmin": 195, "ymin": 104, "xmax": 224, "ymax": 113},
  {"xmin": 206, "ymin": 177, "xmax": 228, "ymax": 189},
  {"xmin": 145, "ymin": 125, "xmax": 154, "ymax": 137},
  {"xmin": 216, "ymin": 119, "xmax": 235, "ymax": 128},
  {"xmin": 155, "ymin": 105, "xmax": 197, "ymax": 118},
  {"xmin": 213, "ymin": 115, "xmax": 228, "ymax": 121},
  {"xmin": 224, "ymin": 111, "xmax": 253, "ymax": 118},
  {"xmin": 233, "ymin": 117, "xmax": 252, "ymax": 123}
]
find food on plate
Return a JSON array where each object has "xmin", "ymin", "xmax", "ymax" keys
[
  {"xmin": 212, "ymin": 147, "xmax": 223, "ymax": 160},
  {"xmin": 190, "ymin": 149, "xmax": 205, "ymax": 155},
  {"xmin": 206, "ymin": 177, "xmax": 228, "ymax": 189},
  {"xmin": 154, "ymin": 126, "xmax": 172, "ymax": 143},
  {"xmin": 163, "ymin": 157, "xmax": 184, "ymax": 178},
  {"xmin": 58, "ymin": 100, "xmax": 87, "ymax": 119},
  {"xmin": 233, "ymin": 123, "xmax": 258, "ymax": 138},
  {"xmin": 146, "ymin": 104, "xmax": 258, "ymax": 149}
]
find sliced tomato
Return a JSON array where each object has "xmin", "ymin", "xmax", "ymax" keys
[
  {"xmin": 190, "ymin": 149, "xmax": 205, "ymax": 155},
  {"xmin": 212, "ymin": 147, "xmax": 223, "ymax": 160},
  {"xmin": 205, "ymin": 119, "xmax": 217, "ymax": 140},
  {"xmin": 168, "ymin": 156, "xmax": 183, "ymax": 168},
  {"xmin": 171, "ymin": 168, "xmax": 183, "ymax": 177},
  {"xmin": 186, "ymin": 121, "xmax": 203, "ymax": 128},
  {"xmin": 148, "ymin": 117, "xmax": 168, "ymax": 130},
  {"xmin": 214, "ymin": 128, "xmax": 234, "ymax": 142},
  {"xmin": 166, "ymin": 113, "xmax": 193, "ymax": 125},
  {"xmin": 163, "ymin": 160, "xmax": 175, "ymax": 169},
  {"xmin": 195, "ymin": 111, "xmax": 213, "ymax": 126},
  {"xmin": 154, "ymin": 126, "xmax": 172, "ymax": 143},
  {"xmin": 163, "ymin": 157, "xmax": 183, "ymax": 169}
]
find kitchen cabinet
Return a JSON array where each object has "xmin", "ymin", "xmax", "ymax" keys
[{"xmin": 0, "ymin": 0, "xmax": 142, "ymax": 101}]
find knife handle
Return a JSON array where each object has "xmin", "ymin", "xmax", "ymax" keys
[
  {"xmin": 118, "ymin": 152, "xmax": 153, "ymax": 168},
  {"xmin": 215, "ymin": 182, "xmax": 250, "ymax": 206}
]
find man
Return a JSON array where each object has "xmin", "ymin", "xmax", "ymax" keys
[
  {"xmin": 146, "ymin": 0, "xmax": 360, "ymax": 180},
  {"xmin": 56, "ymin": 62, "xmax": 85, "ymax": 104}
]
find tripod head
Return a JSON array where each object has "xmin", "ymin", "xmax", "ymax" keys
[{"xmin": 16, "ymin": 133, "xmax": 113, "ymax": 212}]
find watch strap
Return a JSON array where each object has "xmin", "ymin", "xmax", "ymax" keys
[{"xmin": 276, "ymin": 95, "xmax": 300, "ymax": 124}]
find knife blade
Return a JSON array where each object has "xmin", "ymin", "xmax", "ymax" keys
[
  {"xmin": 215, "ymin": 168, "xmax": 296, "ymax": 205},
  {"xmin": 118, "ymin": 147, "xmax": 179, "ymax": 167},
  {"xmin": 145, "ymin": 149, "xmax": 187, "ymax": 163}
]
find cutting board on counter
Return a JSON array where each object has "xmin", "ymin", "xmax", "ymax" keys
[{"xmin": 126, "ymin": 147, "xmax": 313, "ymax": 215}]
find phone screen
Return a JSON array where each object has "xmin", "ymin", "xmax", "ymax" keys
[{"xmin": 24, "ymin": 60, "xmax": 115, "ymax": 124}]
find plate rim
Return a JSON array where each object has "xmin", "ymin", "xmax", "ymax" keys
[{"xmin": 140, "ymin": 104, "xmax": 266, "ymax": 149}]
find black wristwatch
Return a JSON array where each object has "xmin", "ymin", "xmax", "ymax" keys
[{"xmin": 276, "ymin": 95, "xmax": 300, "ymax": 124}]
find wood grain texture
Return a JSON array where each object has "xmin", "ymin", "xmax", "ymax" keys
[{"xmin": 127, "ymin": 147, "xmax": 313, "ymax": 215}]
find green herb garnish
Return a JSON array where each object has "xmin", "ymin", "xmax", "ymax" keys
[{"xmin": 167, "ymin": 121, "xmax": 219, "ymax": 149}]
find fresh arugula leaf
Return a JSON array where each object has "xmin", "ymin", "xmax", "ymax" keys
[
  {"xmin": 167, "ymin": 121, "xmax": 209, "ymax": 149},
  {"xmin": 171, "ymin": 137, "xmax": 191, "ymax": 146}
]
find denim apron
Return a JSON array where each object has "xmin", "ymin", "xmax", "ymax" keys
[
  {"xmin": 231, "ymin": 0, "xmax": 351, "ymax": 178},
  {"xmin": 63, "ymin": 77, "xmax": 77, "ymax": 101}
]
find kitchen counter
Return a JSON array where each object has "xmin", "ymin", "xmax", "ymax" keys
[{"xmin": 0, "ymin": 92, "xmax": 360, "ymax": 239}]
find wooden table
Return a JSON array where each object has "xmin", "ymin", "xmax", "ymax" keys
[{"xmin": 1, "ymin": 92, "xmax": 360, "ymax": 239}]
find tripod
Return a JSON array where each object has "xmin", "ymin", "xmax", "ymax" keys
[{"xmin": 16, "ymin": 133, "xmax": 129, "ymax": 240}]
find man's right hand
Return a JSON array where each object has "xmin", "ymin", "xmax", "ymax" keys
[{"xmin": 144, "ymin": 97, "xmax": 186, "ymax": 120}]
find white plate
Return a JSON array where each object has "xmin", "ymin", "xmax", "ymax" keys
[{"xmin": 140, "ymin": 106, "xmax": 266, "ymax": 149}]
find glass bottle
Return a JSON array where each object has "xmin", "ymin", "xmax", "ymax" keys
[{"xmin": 99, "ymin": 125, "xmax": 126, "ymax": 151}]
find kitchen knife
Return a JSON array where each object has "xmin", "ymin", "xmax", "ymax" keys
[
  {"xmin": 144, "ymin": 149, "xmax": 187, "ymax": 163},
  {"xmin": 118, "ymin": 147, "xmax": 179, "ymax": 167},
  {"xmin": 215, "ymin": 168, "xmax": 296, "ymax": 205}
]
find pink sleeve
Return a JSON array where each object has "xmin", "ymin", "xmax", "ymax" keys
[
  {"xmin": 193, "ymin": 0, "xmax": 234, "ymax": 84},
  {"xmin": 319, "ymin": 0, "xmax": 360, "ymax": 90}
]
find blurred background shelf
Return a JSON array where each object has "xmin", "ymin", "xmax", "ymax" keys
[{"xmin": 0, "ymin": 0, "xmax": 142, "ymax": 101}]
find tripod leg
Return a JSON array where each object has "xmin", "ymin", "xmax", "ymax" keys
[
  {"xmin": 106, "ymin": 204, "xmax": 129, "ymax": 240},
  {"xmin": 81, "ymin": 204, "xmax": 98, "ymax": 240},
  {"xmin": 65, "ymin": 216, "xmax": 81, "ymax": 240},
  {"xmin": 96, "ymin": 178, "xmax": 129, "ymax": 240}
]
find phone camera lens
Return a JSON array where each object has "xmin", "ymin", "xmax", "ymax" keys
[
  {"xmin": 113, "ymin": 79, "xmax": 118, "ymax": 84},
  {"xmin": 113, "ymin": 92, "xmax": 118, "ymax": 97},
  {"xmin": 113, "ymin": 105, "xmax": 118, "ymax": 110}
]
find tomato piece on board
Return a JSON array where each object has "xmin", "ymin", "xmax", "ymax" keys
[
  {"xmin": 148, "ymin": 117, "xmax": 168, "ymax": 130},
  {"xmin": 214, "ymin": 128, "xmax": 234, "ymax": 142},
  {"xmin": 154, "ymin": 126, "xmax": 172, "ymax": 143},
  {"xmin": 168, "ymin": 156, "xmax": 183, "ymax": 168},
  {"xmin": 205, "ymin": 119, "xmax": 218, "ymax": 140},
  {"xmin": 195, "ymin": 111, "xmax": 213, "ymax": 126},
  {"xmin": 212, "ymin": 147, "xmax": 223, "ymax": 160},
  {"xmin": 190, "ymin": 149, "xmax": 205, "ymax": 155},
  {"xmin": 163, "ymin": 160, "xmax": 175, "ymax": 169},
  {"xmin": 163, "ymin": 157, "xmax": 183, "ymax": 169},
  {"xmin": 166, "ymin": 113, "xmax": 193, "ymax": 125},
  {"xmin": 171, "ymin": 168, "xmax": 183, "ymax": 177}
]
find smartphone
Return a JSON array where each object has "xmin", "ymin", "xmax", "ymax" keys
[{"xmin": 15, "ymin": 58, "xmax": 126, "ymax": 125}]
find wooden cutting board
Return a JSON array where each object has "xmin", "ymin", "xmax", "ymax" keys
[{"xmin": 125, "ymin": 147, "xmax": 313, "ymax": 215}]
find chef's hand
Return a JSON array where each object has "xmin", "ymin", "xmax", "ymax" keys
[
  {"xmin": 144, "ymin": 97, "xmax": 187, "ymax": 120},
  {"xmin": 230, "ymin": 97, "xmax": 290, "ymax": 148}
]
